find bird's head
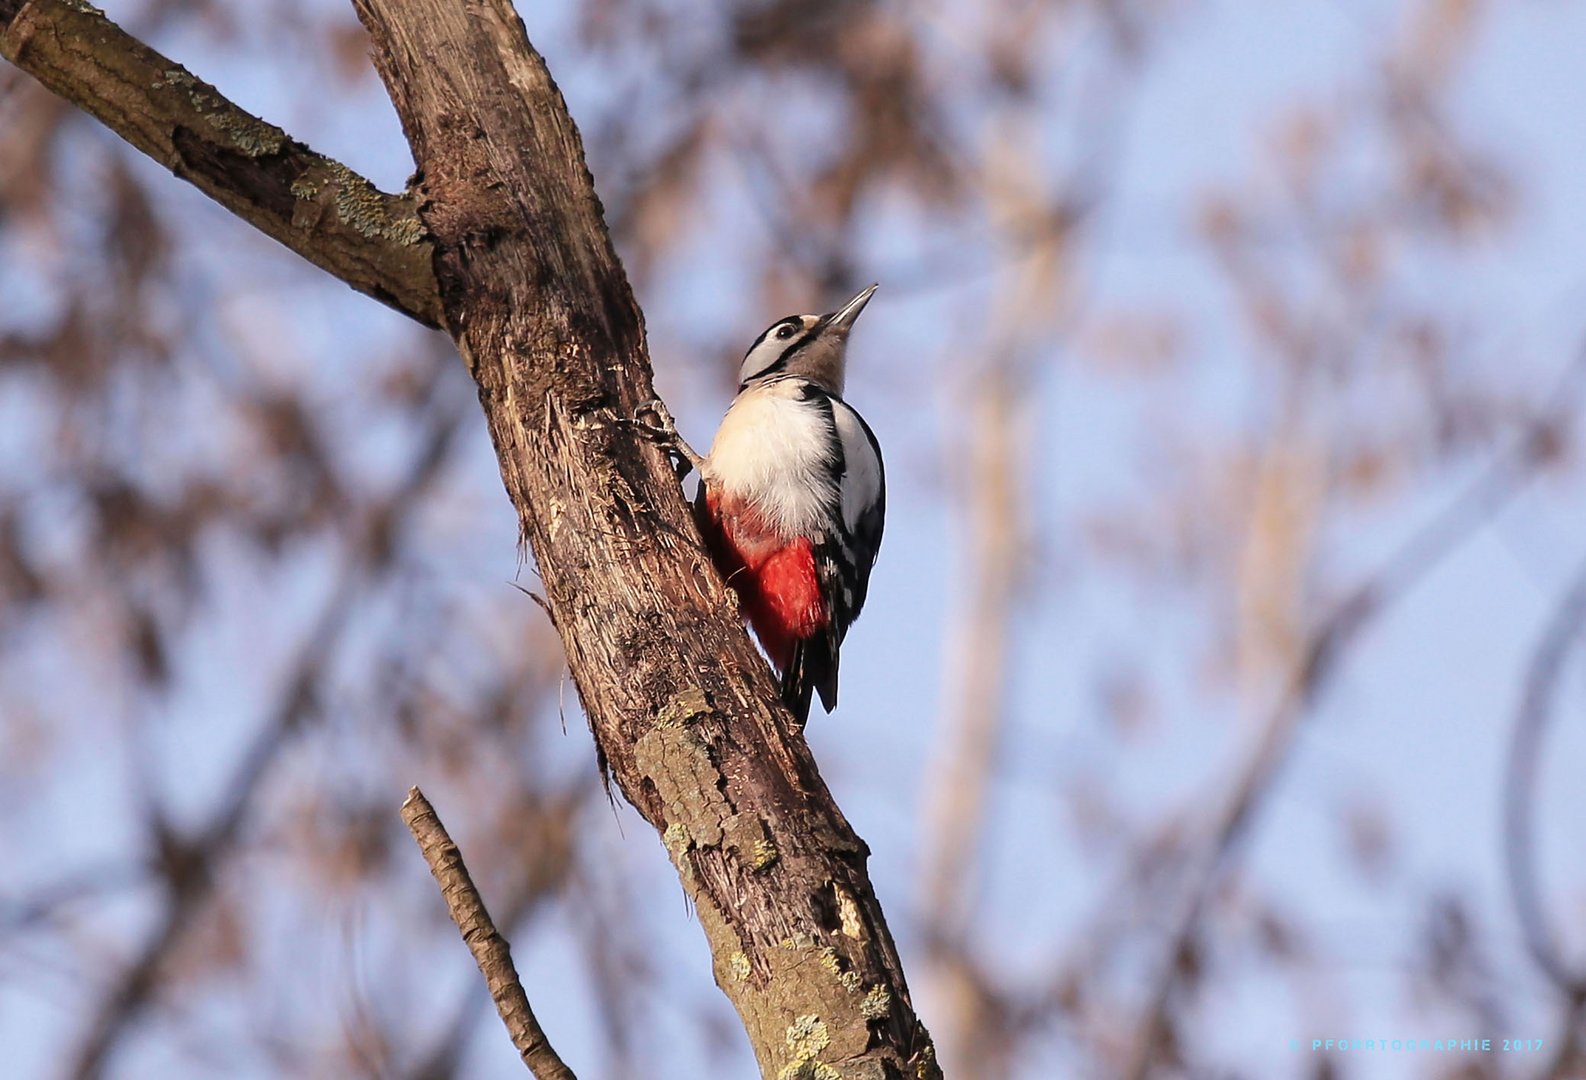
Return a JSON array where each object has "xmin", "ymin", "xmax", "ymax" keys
[{"xmin": 736, "ymin": 284, "xmax": 878, "ymax": 396}]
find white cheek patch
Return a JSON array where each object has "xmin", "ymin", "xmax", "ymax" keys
[
  {"xmin": 737, "ymin": 318, "xmax": 814, "ymax": 385},
  {"xmin": 737, "ymin": 338, "xmax": 784, "ymax": 386}
]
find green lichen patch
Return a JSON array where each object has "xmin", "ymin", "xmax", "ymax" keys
[
  {"xmin": 751, "ymin": 836, "xmax": 780, "ymax": 871},
  {"xmin": 860, "ymin": 985, "xmax": 892, "ymax": 1020},
  {"xmin": 786, "ymin": 1015, "xmax": 830, "ymax": 1059},
  {"xmin": 777, "ymin": 1015, "xmax": 839, "ymax": 1078},
  {"xmin": 175, "ymin": 77, "xmax": 287, "ymax": 157},
  {"xmin": 152, "ymin": 69, "xmax": 197, "ymax": 91},
  {"xmin": 328, "ymin": 164, "xmax": 424, "ymax": 244},
  {"xmin": 818, "ymin": 947, "xmax": 865, "ymax": 993},
  {"xmin": 656, "ymin": 686, "xmax": 711, "ymax": 728},
  {"xmin": 635, "ymin": 723, "xmax": 729, "ymax": 849},
  {"xmin": 201, "ymin": 107, "xmax": 286, "ymax": 157},
  {"xmin": 663, "ymin": 821, "xmax": 691, "ymax": 859},
  {"xmin": 289, "ymin": 161, "xmax": 427, "ymax": 245},
  {"xmin": 730, "ymin": 952, "xmax": 752, "ymax": 982},
  {"xmin": 149, "ymin": 68, "xmax": 286, "ymax": 156}
]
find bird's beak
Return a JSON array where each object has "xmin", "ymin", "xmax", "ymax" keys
[{"xmin": 825, "ymin": 283, "xmax": 878, "ymax": 334}]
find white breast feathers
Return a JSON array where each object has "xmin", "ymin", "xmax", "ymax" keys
[{"xmin": 703, "ymin": 380, "xmax": 841, "ymax": 540}]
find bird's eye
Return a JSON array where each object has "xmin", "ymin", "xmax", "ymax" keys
[{"xmin": 775, "ymin": 324, "xmax": 796, "ymax": 340}]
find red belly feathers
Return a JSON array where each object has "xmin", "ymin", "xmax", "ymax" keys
[{"xmin": 701, "ymin": 488, "xmax": 828, "ymax": 671}]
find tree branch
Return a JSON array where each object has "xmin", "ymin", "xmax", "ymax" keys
[
  {"xmin": 1506, "ymin": 555, "xmax": 1586, "ymax": 1080},
  {"xmin": 66, "ymin": 399, "xmax": 467, "ymax": 1078},
  {"xmin": 0, "ymin": 0, "xmax": 443, "ymax": 327},
  {"xmin": 918, "ymin": 365, "xmax": 1027, "ymax": 1080},
  {"xmin": 401, "ymin": 787, "xmax": 576, "ymax": 1080},
  {"xmin": 70, "ymin": 566, "xmax": 360, "ymax": 1080},
  {"xmin": 348, "ymin": 2, "xmax": 938, "ymax": 1076}
]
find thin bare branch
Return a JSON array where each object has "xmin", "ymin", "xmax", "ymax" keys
[{"xmin": 400, "ymin": 787, "xmax": 577, "ymax": 1080}]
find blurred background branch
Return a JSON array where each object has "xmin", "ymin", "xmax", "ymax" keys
[
  {"xmin": 1124, "ymin": 342, "xmax": 1586, "ymax": 1080},
  {"xmin": 1504, "ymin": 553, "xmax": 1586, "ymax": 1079}
]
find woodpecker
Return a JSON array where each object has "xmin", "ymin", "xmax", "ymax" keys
[{"xmin": 641, "ymin": 285, "xmax": 885, "ymax": 726}]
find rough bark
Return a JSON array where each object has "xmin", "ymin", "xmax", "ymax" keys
[
  {"xmin": 0, "ymin": 0, "xmax": 443, "ymax": 327},
  {"xmin": 346, "ymin": 4, "xmax": 937, "ymax": 1075}
]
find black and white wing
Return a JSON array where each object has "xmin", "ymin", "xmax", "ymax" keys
[{"xmin": 787, "ymin": 397, "xmax": 885, "ymax": 719}]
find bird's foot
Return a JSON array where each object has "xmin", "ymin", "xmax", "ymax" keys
[{"xmin": 629, "ymin": 398, "xmax": 705, "ymax": 480}]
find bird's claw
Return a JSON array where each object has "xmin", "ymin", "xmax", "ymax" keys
[
  {"xmin": 631, "ymin": 398, "xmax": 675, "ymax": 436},
  {"xmin": 628, "ymin": 398, "xmax": 704, "ymax": 480}
]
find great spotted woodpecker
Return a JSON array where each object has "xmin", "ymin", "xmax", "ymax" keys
[{"xmin": 640, "ymin": 285, "xmax": 885, "ymax": 726}]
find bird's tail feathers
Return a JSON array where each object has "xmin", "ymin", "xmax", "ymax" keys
[
  {"xmin": 782, "ymin": 634, "xmax": 839, "ymax": 727},
  {"xmin": 781, "ymin": 652, "xmax": 815, "ymax": 728}
]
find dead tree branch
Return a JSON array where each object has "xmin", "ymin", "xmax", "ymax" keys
[
  {"xmin": 401, "ymin": 787, "xmax": 576, "ymax": 1080},
  {"xmin": 0, "ymin": 0, "xmax": 442, "ymax": 326},
  {"xmin": 399, "ymin": 783, "xmax": 587, "ymax": 1080}
]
